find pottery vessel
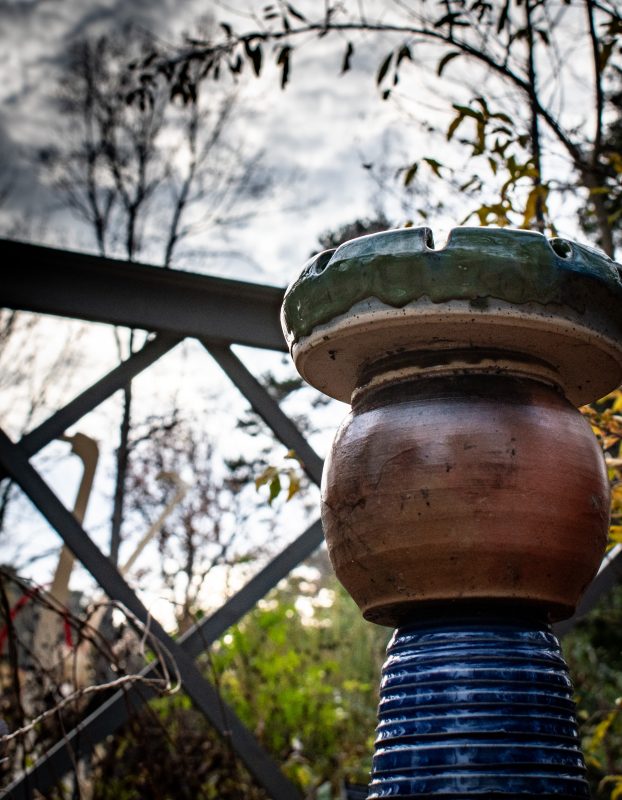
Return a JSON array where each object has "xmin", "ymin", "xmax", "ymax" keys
[
  {"xmin": 322, "ymin": 372, "xmax": 609, "ymax": 625},
  {"xmin": 282, "ymin": 225, "xmax": 622, "ymax": 797}
]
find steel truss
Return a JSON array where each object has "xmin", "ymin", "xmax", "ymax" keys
[{"xmin": 0, "ymin": 239, "xmax": 620, "ymax": 799}]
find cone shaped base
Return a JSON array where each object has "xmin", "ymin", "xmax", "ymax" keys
[{"xmin": 368, "ymin": 617, "xmax": 589, "ymax": 798}]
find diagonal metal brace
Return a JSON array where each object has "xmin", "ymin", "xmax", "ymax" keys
[
  {"xmin": 0, "ymin": 332, "xmax": 182, "ymax": 483},
  {"xmin": 2, "ymin": 518, "xmax": 325, "ymax": 799},
  {"xmin": 204, "ymin": 341, "xmax": 324, "ymax": 486},
  {"xmin": 0, "ymin": 429, "xmax": 302, "ymax": 800},
  {"xmin": 554, "ymin": 544, "xmax": 622, "ymax": 638},
  {"xmin": 1, "ymin": 339, "xmax": 327, "ymax": 799}
]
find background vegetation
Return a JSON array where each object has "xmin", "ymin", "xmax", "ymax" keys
[{"xmin": 1, "ymin": 1, "xmax": 622, "ymax": 798}]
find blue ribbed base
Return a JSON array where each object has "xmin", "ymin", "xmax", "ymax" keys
[{"xmin": 368, "ymin": 618, "xmax": 589, "ymax": 798}]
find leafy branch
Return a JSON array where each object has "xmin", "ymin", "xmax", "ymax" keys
[{"xmin": 131, "ymin": 0, "xmax": 622, "ymax": 254}]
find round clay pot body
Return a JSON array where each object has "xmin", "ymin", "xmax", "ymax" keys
[{"xmin": 321, "ymin": 374, "xmax": 610, "ymax": 625}]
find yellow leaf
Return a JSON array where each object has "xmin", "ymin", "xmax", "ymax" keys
[
  {"xmin": 522, "ymin": 184, "xmax": 549, "ymax": 229},
  {"xmin": 254, "ymin": 465, "xmax": 279, "ymax": 491},
  {"xmin": 608, "ymin": 525, "xmax": 622, "ymax": 545},
  {"xmin": 587, "ymin": 709, "xmax": 619, "ymax": 753},
  {"xmin": 286, "ymin": 468, "xmax": 301, "ymax": 501},
  {"xmin": 598, "ymin": 774, "xmax": 622, "ymax": 799}
]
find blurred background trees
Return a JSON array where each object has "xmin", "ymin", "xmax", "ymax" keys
[
  {"xmin": 46, "ymin": 25, "xmax": 271, "ymax": 267},
  {"xmin": 1, "ymin": 1, "xmax": 622, "ymax": 798},
  {"xmin": 155, "ymin": 0, "xmax": 622, "ymax": 256}
]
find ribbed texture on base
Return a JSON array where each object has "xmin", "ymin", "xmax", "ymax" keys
[{"xmin": 368, "ymin": 619, "xmax": 589, "ymax": 798}]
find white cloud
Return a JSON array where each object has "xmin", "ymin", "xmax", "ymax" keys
[{"xmin": 0, "ymin": 0, "xmax": 422, "ymax": 283}]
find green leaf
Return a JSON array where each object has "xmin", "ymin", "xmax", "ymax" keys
[
  {"xmin": 452, "ymin": 104, "xmax": 482, "ymax": 120},
  {"xmin": 490, "ymin": 125, "xmax": 512, "ymax": 137},
  {"xmin": 437, "ymin": 51, "xmax": 460, "ymax": 76},
  {"xmin": 277, "ymin": 45, "xmax": 292, "ymax": 88},
  {"xmin": 268, "ymin": 474, "xmax": 282, "ymax": 505},
  {"xmin": 341, "ymin": 42, "xmax": 354, "ymax": 74},
  {"xmin": 403, "ymin": 162, "xmax": 419, "ymax": 187},
  {"xmin": 376, "ymin": 52, "xmax": 393, "ymax": 85},
  {"xmin": 475, "ymin": 96, "xmax": 489, "ymax": 115},
  {"xmin": 423, "ymin": 157, "xmax": 443, "ymax": 178},
  {"xmin": 459, "ymin": 176, "xmax": 482, "ymax": 192},
  {"xmin": 244, "ymin": 40, "xmax": 263, "ymax": 77},
  {"xmin": 474, "ymin": 118, "xmax": 486, "ymax": 154},
  {"xmin": 491, "ymin": 111, "xmax": 513, "ymax": 124},
  {"xmin": 255, "ymin": 465, "xmax": 278, "ymax": 490},
  {"xmin": 447, "ymin": 112, "xmax": 466, "ymax": 141}
]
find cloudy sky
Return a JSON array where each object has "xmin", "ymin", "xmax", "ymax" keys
[
  {"xmin": 0, "ymin": 0, "xmax": 434, "ymax": 287},
  {"xmin": 0, "ymin": 0, "xmax": 604, "ymax": 287},
  {"xmin": 0, "ymin": 0, "xmax": 433, "ymax": 605},
  {"xmin": 0, "ymin": 0, "xmax": 607, "ymax": 608}
]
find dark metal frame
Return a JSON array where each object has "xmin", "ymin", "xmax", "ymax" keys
[{"xmin": 1, "ymin": 239, "xmax": 620, "ymax": 799}]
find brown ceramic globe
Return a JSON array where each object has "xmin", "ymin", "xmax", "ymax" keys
[{"xmin": 321, "ymin": 374, "xmax": 610, "ymax": 625}]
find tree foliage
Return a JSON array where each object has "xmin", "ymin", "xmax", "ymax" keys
[
  {"xmin": 574, "ymin": 389, "xmax": 622, "ymax": 798},
  {"xmin": 209, "ymin": 565, "xmax": 387, "ymax": 795},
  {"xmin": 565, "ymin": 583, "xmax": 622, "ymax": 799},
  {"xmin": 315, "ymin": 213, "xmax": 392, "ymax": 252},
  {"xmin": 43, "ymin": 21, "xmax": 274, "ymax": 570},
  {"xmin": 137, "ymin": 0, "xmax": 622, "ymax": 255},
  {"xmin": 47, "ymin": 24, "xmax": 270, "ymax": 267},
  {"xmin": 123, "ymin": 411, "xmax": 272, "ymax": 632},
  {"xmin": 91, "ymin": 691, "xmax": 268, "ymax": 800},
  {"xmin": 42, "ymin": 557, "xmax": 382, "ymax": 799}
]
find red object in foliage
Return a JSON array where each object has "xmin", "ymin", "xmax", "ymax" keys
[
  {"xmin": 0, "ymin": 587, "xmax": 39, "ymax": 652},
  {"xmin": 63, "ymin": 615, "xmax": 73, "ymax": 648}
]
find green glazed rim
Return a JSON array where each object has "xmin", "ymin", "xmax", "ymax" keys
[{"xmin": 281, "ymin": 227, "xmax": 622, "ymax": 346}]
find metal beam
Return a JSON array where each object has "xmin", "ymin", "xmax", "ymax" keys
[
  {"xmin": 181, "ymin": 517, "xmax": 324, "ymax": 656},
  {"xmin": 205, "ymin": 342, "xmax": 324, "ymax": 486},
  {"xmin": 0, "ymin": 429, "xmax": 302, "ymax": 800},
  {"xmin": 2, "ymin": 518, "xmax": 324, "ymax": 798},
  {"xmin": 555, "ymin": 544, "xmax": 622, "ymax": 638},
  {"xmin": 0, "ymin": 239, "xmax": 286, "ymax": 351},
  {"xmin": 4, "ymin": 344, "xmax": 326, "ymax": 794},
  {"xmin": 0, "ymin": 333, "xmax": 182, "ymax": 483}
]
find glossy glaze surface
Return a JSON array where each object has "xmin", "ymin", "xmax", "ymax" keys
[
  {"xmin": 283, "ymin": 227, "xmax": 622, "ymax": 406},
  {"xmin": 368, "ymin": 618, "xmax": 589, "ymax": 798},
  {"xmin": 282, "ymin": 226, "xmax": 622, "ymax": 345}
]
